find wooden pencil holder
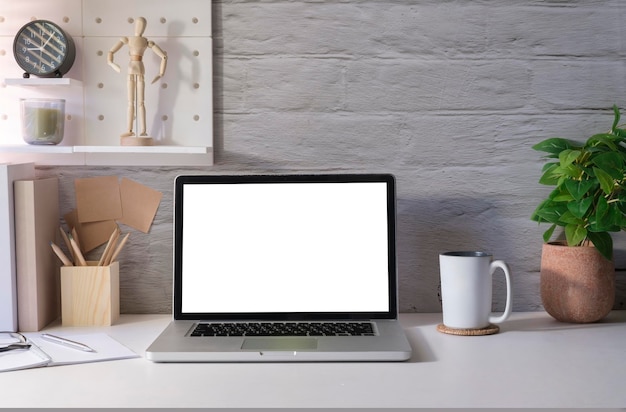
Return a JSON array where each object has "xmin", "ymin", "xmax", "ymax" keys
[{"xmin": 60, "ymin": 261, "xmax": 120, "ymax": 326}]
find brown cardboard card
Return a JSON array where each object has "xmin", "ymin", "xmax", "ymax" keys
[
  {"xmin": 117, "ymin": 178, "xmax": 162, "ymax": 233},
  {"xmin": 74, "ymin": 176, "xmax": 123, "ymax": 223},
  {"xmin": 64, "ymin": 209, "xmax": 119, "ymax": 253}
]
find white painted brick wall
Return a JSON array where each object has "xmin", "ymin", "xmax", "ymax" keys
[{"xmin": 40, "ymin": 0, "xmax": 626, "ymax": 313}]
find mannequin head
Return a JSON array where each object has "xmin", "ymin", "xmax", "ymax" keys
[{"xmin": 135, "ymin": 17, "xmax": 147, "ymax": 36}]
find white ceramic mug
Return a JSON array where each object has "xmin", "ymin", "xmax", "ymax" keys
[{"xmin": 439, "ymin": 251, "xmax": 512, "ymax": 329}]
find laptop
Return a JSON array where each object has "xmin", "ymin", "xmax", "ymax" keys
[{"xmin": 146, "ymin": 173, "xmax": 412, "ymax": 362}]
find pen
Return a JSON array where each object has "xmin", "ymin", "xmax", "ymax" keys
[{"xmin": 41, "ymin": 334, "xmax": 96, "ymax": 353}]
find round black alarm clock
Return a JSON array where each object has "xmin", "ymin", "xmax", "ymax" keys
[{"xmin": 13, "ymin": 20, "xmax": 76, "ymax": 78}]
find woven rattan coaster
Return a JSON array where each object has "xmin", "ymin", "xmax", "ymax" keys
[{"xmin": 436, "ymin": 323, "xmax": 499, "ymax": 336}]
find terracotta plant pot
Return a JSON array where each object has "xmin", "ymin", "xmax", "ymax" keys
[{"xmin": 540, "ymin": 242, "xmax": 615, "ymax": 323}]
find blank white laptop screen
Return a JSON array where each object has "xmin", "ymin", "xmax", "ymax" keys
[{"xmin": 179, "ymin": 180, "xmax": 391, "ymax": 314}]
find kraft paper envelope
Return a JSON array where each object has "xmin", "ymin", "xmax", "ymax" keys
[
  {"xmin": 117, "ymin": 178, "xmax": 162, "ymax": 233},
  {"xmin": 74, "ymin": 176, "xmax": 123, "ymax": 223}
]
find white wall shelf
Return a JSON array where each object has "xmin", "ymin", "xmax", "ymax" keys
[
  {"xmin": 5, "ymin": 78, "xmax": 82, "ymax": 87},
  {"xmin": 0, "ymin": 144, "xmax": 213, "ymax": 166},
  {"xmin": 0, "ymin": 0, "xmax": 214, "ymax": 167}
]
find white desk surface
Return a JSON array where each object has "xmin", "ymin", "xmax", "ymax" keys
[{"xmin": 1, "ymin": 311, "xmax": 624, "ymax": 408}]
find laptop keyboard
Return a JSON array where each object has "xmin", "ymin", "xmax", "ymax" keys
[{"xmin": 190, "ymin": 322, "xmax": 376, "ymax": 337}]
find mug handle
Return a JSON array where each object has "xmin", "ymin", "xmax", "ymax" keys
[{"xmin": 488, "ymin": 260, "xmax": 513, "ymax": 324}]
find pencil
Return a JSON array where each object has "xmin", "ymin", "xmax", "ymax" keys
[
  {"xmin": 107, "ymin": 233, "xmax": 130, "ymax": 265},
  {"xmin": 98, "ymin": 226, "xmax": 120, "ymax": 266},
  {"xmin": 68, "ymin": 233, "xmax": 87, "ymax": 266},
  {"xmin": 71, "ymin": 227, "xmax": 81, "ymax": 252},
  {"xmin": 50, "ymin": 241, "xmax": 73, "ymax": 266},
  {"xmin": 59, "ymin": 227, "xmax": 75, "ymax": 264}
]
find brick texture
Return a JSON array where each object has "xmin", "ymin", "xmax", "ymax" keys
[{"xmin": 42, "ymin": 0, "xmax": 626, "ymax": 313}]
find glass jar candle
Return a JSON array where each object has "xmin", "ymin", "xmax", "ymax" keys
[{"xmin": 20, "ymin": 98, "xmax": 66, "ymax": 145}]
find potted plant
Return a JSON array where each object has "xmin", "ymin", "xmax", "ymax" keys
[{"xmin": 531, "ymin": 105, "xmax": 624, "ymax": 323}]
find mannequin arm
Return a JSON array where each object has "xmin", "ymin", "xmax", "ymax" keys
[
  {"xmin": 107, "ymin": 37, "xmax": 128, "ymax": 73},
  {"xmin": 149, "ymin": 42, "xmax": 168, "ymax": 84}
]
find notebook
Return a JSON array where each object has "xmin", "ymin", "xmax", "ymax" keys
[
  {"xmin": 145, "ymin": 173, "xmax": 412, "ymax": 362},
  {"xmin": 1, "ymin": 332, "xmax": 138, "ymax": 372}
]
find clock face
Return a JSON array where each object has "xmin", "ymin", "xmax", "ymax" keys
[{"xmin": 13, "ymin": 20, "xmax": 76, "ymax": 77}]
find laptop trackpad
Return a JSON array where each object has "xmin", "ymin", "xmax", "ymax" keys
[{"xmin": 241, "ymin": 338, "xmax": 317, "ymax": 351}]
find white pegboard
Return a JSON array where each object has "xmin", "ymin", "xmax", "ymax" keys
[
  {"xmin": 0, "ymin": 0, "xmax": 212, "ymax": 155},
  {"xmin": 83, "ymin": 36, "xmax": 212, "ymax": 146},
  {"xmin": 0, "ymin": 0, "xmax": 83, "ymax": 37},
  {"xmin": 83, "ymin": 0, "xmax": 212, "ymax": 37}
]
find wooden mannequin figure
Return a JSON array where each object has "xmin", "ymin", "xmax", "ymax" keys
[{"xmin": 107, "ymin": 17, "xmax": 167, "ymax": 146}]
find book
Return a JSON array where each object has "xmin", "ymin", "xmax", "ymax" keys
[
  {"xmin": 15, "ymin": 177, "xmax": 61, "ymax": 332},
  {"xmin": 0, "ymin": 163, "xmax": 35, "ymax": 332}
]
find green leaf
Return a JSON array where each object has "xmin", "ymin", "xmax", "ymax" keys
[
  {"xmin": 561, "ymin": 163, "xmax": 583, "ymax": 179},
  {"xmin": 548, "ymin": 186, "xmax": 573, "ymax": 202},
  {"xmin": 589, "ymin": 196, "xmax": 617, "ymax": 232},
  {"xmin": 558, "ymin": 210, "xmax": 584, "ymax": 225},
  {"xmin": 607, "ymin": 202, "xmax": 624, "ymax": 228},
  {"xmin": 538, "ymin": 163, "xmax": 561, "ymax": 186},
  {"xmin": 564, "ymin": 179, "xmax": 595, "ymax": 201},
  {"xmin": 594, "ymin": 167, "xmax": 615, "ymax": 195},
  {"xmin": 541, "ymin": 162, "xmax": 559, "ymax": 173},
  {"xmin": 532, "ymin": 138, "xmax": 579, "ymax": 156},
  {"xmin": 611, "ymin": 104, "xmax": 621, "ymax": 133},
  {"xmin": 565, "ymin": 224, "xmax": 587, "ymax": 247},
  {"xmin": 566, "ymin": 197, "xmax": 593, "ymax": 219},
  {"xmin": 542, "ymin": 224, "xmax": 557, "ymax": 243},
  {"xmin": 588, "ymin": 208, "xmax": 621, "ymax": 232},
  {"xmin": 552, "ymin": 192, "xmax": 575, "ymax": 202},
  {"xmin": 618, "ymin": 206, "xmax": 626, "ymax": 227},
  {"xmin": 532, "ymin": 201, "xmax": 568, "ymax": 224},
  {"xmin": 559, "ymin": 149, "xmax": 580, "ymax": 167},
  {"xmin": 586, "ymin": 133, "xmax": 619, "ymax": 151},
  {"xmin": 616, "ymin": 193, "xmax": 626, "ymax": 217},
  {"xmin": 613, "ymin": 127, "xmax": 626, "ymax": 139},
  {"xmin": 596, "ymin": 195, "xmax": 609, "ymax": 222},
  {"xmin": 592, "ymin": 152, "xmax": 624, "ymax": 179},
  {"xmin": 531, "ymin": 199, "xmax": 549, "ymax": 222},
  {"xmin": 587, "ymin": 231, "xmax": 613, "ymax": 261}
]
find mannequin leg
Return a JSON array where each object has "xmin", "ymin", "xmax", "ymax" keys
[
  {"xmin": 138, "ymin": 75, "xmax": 147, "ymax": 136},
  {"xmin": 121, "ymin": 75, "xmax": 137, "ymax": 137}
]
